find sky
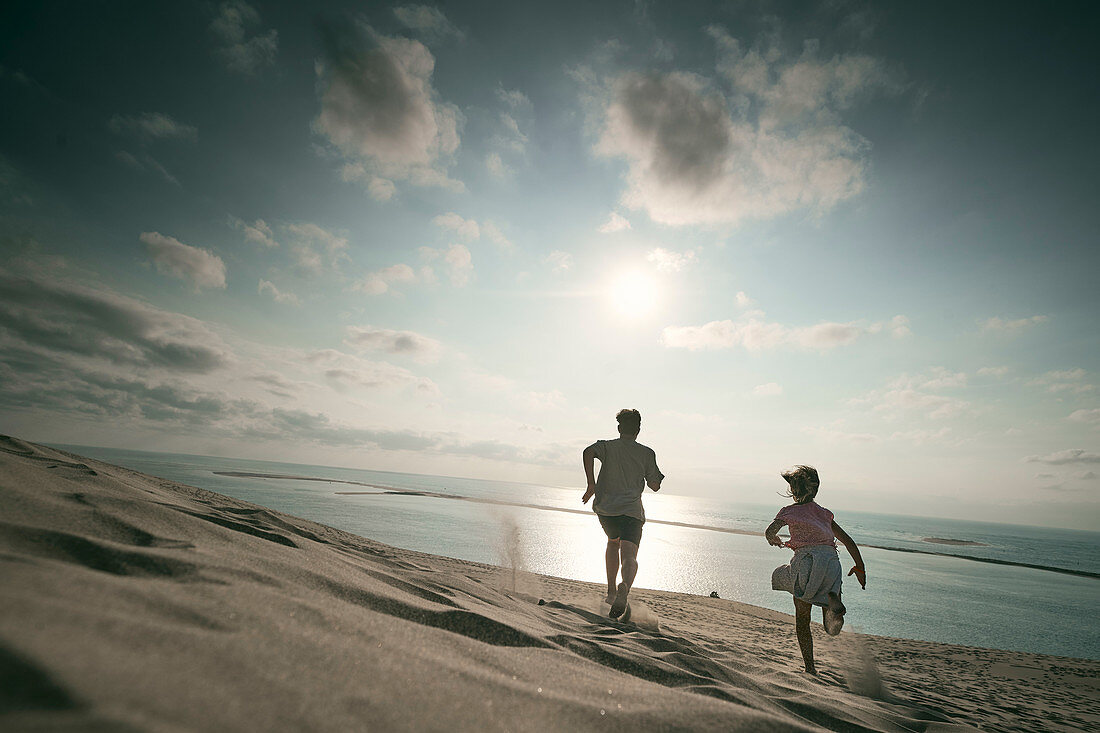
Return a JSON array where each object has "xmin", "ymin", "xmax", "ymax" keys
[{"xmin": 1, "ymin": 1, "xmax": 1097, "ymax": 529}]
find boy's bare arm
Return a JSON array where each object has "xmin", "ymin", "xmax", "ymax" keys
[
  {"xmin": 832, "ymin": 520, "xmax": 866, "ymax": 588},
  {"xmin": 765, "ymin": 519, "xmax": 785, "ymax": 546},
  {"xmin": 581, "ymin": 445, "xmax": 597, "ymax": 503}
]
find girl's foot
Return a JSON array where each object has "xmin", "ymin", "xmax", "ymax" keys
[
  {"xmin": 804, "ymin": 663, "xmax": 817, "ymax": 675},
  {"xmin": 824, "ymin": 593, "xmax": 846, "ymax": 636}
]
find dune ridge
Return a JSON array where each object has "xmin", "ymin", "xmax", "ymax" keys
[{"xmin": 2, "ymin": 437, "xmax": 1097, "ymax": 731}]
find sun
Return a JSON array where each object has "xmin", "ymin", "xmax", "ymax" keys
[{"xmin": 607, "ymin": 270, "xmax": 659, "ymax": 318}]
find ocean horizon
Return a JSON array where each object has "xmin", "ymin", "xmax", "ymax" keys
[{"xmin": 57, "ymin": 443, "xmax": 1100, "ymax": 661}]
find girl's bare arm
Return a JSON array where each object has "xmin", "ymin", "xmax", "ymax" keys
[
  {"xmin": 765, "ymin": 519, "xmax": 785, "ymax": 546},
  {"xmin": 832, "ymin": 520, "xmax": 867, "ymax": 588}
]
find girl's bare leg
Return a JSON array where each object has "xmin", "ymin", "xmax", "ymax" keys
[
  {"xmin": 823, "ymin": 592, "xmax": 846, "ymax": 636},
  {"xmin": 794, "ymin": 598, "xmax": 816, "ymax": 674}
]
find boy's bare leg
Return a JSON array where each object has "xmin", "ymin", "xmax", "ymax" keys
[
  {"xmin": 604, "ymin": 539, "xmax": 620, "ymax": 603},
  {"xmin": 609, "ymin": 540, "xmax": 639, "ymax": 619},
  {"xmin": 794, "ymin": 598, "xmax": 816, "ymax": 674}
]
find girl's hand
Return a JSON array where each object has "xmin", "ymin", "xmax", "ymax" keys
[
  {"xmin": 848, "ymin": 565, "xmax": 866, "ymax": 589},
  {"xmin": 766, "ymin": 534, "xmax": 785, "ymax": 547}
]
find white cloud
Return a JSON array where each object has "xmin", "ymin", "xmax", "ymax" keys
[
  {"xmin": 735, "ymin": 291, "xmax": 754, "ymax": 307},
  {"xmin": 284, "ymin": 222, "xmax": 349, "ymax": 277},
  {"xmin": 1029, "ymin": 369, "xmax": 1094, "ymax": 395},
  {"xmin": 889, "ymin": 427, "xmax": 952, "ymax": 445},
  {"xmin": 1025, "ymin": 449, "xmax": 1100, "ymax": 465},
  {"xmin": 1068, "ymin": 408, "xmax": 1100, "ymax": 424},
  {"xmin": 851, "ymin": 371, "xmax": 971, "ymax": 421},
  {"xmin": 869, "ymin": 390, "xmax": 967, "ymax": 419},
  {"xmin": 485, "ymin": 152, "xmax": 510, "ymax": 178},
  {"xmin": 368, "ymin": 176, "xmax": 396, "ymax": 201},
  {"xmin": 210, "ymin": 1, "xmax": 278, "ymax": 76},
  {"xmin": 646, "ymin": 247, "xmax": 697, "ymax": 273},
  {"xmin": 482, "ymin": 221, "xmax": 514, "ymax": 251},
  {"xmin": 523, "ymin": 390, "xmax": 566, "ymax": 410},
  {"xmin": 443, "ymin": 244, "xmax": 473, "ymax": 286},
  {"xmin": 109, "ymin": 113, "xmax": 197, "ymax": 142},
  {"xmin": 354, "ymin": 264, "xmax": 417, "ymax": 296},
  {"xmin": 598, "ymin": 212, "xmax": 632, "ymax": 233},
  {"xmin": 544, "ymin": 251, "xmax": 573, "ymax": 275},
  {"xmin": 661, "ymin": 309, "xmax": 905, "ymax": 352},
  {"xmin": 232, "ymin": 217, "xmax": 278, "ymax": 248},
  {"xmin": 345, "ymin": 325, "xmax": 442, "ymax": 363},
  {"xmin": 314, "ymin": 23, "xmax": 462, "ymax": 192},
  {"xmin": 751, "ymin": 382, "xmax": 782, "ymax": 397},
  {"xmin": 803, "ymin": 425, "xmax": 880, "ymax": 444},
  {"xmin": 897, "ymin": 367, "xmax": 967, "ymax": 390},
  {"xmin": 257, "ymin": 279, "xmax": 300, "ymax": 306},
  {"xmin": 980, "ymin": 315, "xmax": 1048, "ymax": 333},
  {"xmin": 140, "ymin": 232, "xmax": 226, "ymax": 290},
  {"xmin": 887, "ymin": 314, "xmax": 911, "ymax": 338},
  {"xmin": 417, "ymin": 245, "xmax": 472, "ymax": 286},
  {"xmin": 432, "ymin": 212, "xmax": 480, "ymax": 240},
  {"xmin": 115, "ymin": 150, "xmax": 179, "ymax": 186},
  {"xmin": 392, "ymin": 5, "xmax": 463, "ymax": 41},
  {"xmin": 586, "ymin": 26, "xmax": 896, "ymax": 228},
  {"xmin": 977, "ymin": 366, "xmax": 1010, "ymax": 377},
  {"xmin": 485, "ymin": 87, "xmax": 532, "ymax": 176}
]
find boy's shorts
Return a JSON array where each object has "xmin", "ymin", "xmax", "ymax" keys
[{"xmin": 597, "ymin": 514, "xmax": 644, "ymax": 545}]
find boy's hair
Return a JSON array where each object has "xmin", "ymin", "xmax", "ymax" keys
[
  {"xmin": 616, "ymin": 408, "xmax": 641, "ymax": 436},
  {"xmin": 781, "ymin": 465, "xmax": 820, "ymax": 504}
]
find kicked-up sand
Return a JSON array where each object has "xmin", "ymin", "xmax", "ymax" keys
[{"xmin": 1, "ymin": 436, "xmax": 1097, "ymax": 731}]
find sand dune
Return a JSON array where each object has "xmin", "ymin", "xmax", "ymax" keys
[{"xmin": 1, "ymin": 437, "xmax": 1097, "ymax": 731}]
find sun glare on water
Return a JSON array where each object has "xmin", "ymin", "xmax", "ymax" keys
[{"xmin": 607, "ymin": 270, "xmax": 659, "ymax": 318}]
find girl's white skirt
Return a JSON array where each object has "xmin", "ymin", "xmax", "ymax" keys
[{"xmin": 772, "ymin": 544, "xmax": 842, "ymax": 607}]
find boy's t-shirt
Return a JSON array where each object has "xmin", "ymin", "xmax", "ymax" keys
[
  {"xmin": 775, "ymin": 501, "xmax": 836, "ymax": 549},
  {"xmin": 590, "ymin": 437, "xmax": 663, "ymax": 522}
]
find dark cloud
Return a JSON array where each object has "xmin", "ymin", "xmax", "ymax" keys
[
  {"xmin": 1025, "ymin": 449, "xmax": 1100, "ymax": 465},
  {"xmin": 264, "ymin": 408, "xmax": 437, "ymax": 451},
  {"xmin": 313, "ymin": 19, "xmax": 461, "ymax": 189},
  {"xmin": 210, "ymin": 1, "xmax": 279, "ymax": 76},
  {"xmin": 345, "ymin": 325, "xmax": 442, "ymax": 362},
  {"xmin": 0, "ymin": 351, "xmax": 241, "ymax": 424},
  {"xmin": 392, "ymin": 6, "xmax": 464, "ymax": 42},
  {"xmin": 0, "ymin": 271, "xmax": 230, "ymax": 372},
  {"xmin": 591, "ymin": 24, "xmax": 896, "ymax": 227},
  {"xmin": 615, "ymin": 73, "xmax": 732, "ymax": 193}
]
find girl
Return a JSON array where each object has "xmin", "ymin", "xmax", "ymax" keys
[{"xmin": 765, "ymin": 465, "xmax": 866, "ymax": 675}]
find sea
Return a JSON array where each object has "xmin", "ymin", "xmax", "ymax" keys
[{"xmin": 55, "ymin": 444, "xmax": 1100, "ymax": 661}]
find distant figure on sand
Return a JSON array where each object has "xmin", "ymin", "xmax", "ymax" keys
[
  {"xmin": 765, "ymin": 465, "xmax": 866, "ymax": 675},
  {"xmin": 582, "ymin": 409, "xmax": 664, "ymax": 619}
]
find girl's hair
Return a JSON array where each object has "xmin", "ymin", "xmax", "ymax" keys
[{"xmin": 781, "ymin": 465, "xmax": 820, "ymax": 504}]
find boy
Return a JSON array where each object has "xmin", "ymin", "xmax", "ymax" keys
[{"xmin": 582, "ymin": 409, "xmax": 664, "ymax": 619}]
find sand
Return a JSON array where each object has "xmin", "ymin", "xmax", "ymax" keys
[{"xmin": 1, "ymin": 437, "xmax": 1097, "ymax": 732}]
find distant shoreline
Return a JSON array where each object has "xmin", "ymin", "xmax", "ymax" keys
[{"xmin": 213, "ymin": 471, "xmax": 1100, "ymax": 580}]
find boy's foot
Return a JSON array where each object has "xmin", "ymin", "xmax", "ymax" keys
[
  {"xmin": 824, "ymin": 594, "xmax": 846, "ymax": 636},
  {"xmin": 609, "ymin": 582, "xmax": 630, "ymax": 619}
]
